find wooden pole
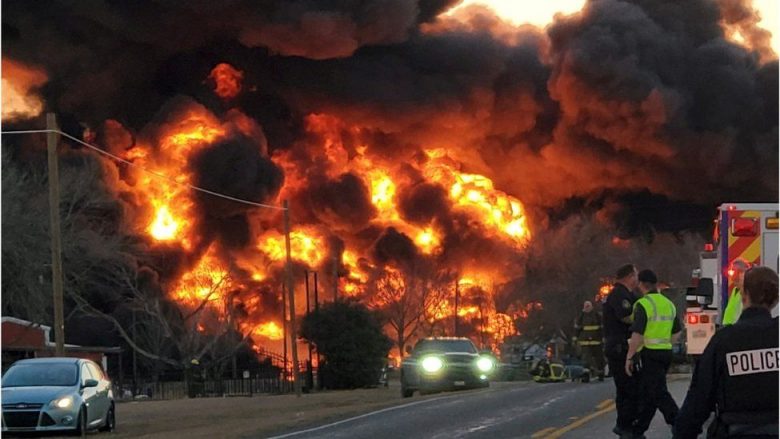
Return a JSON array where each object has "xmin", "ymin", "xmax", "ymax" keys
[
  {"xmin": 281, "ymin": 282, "xmax": 287, "ymax": 380},
  {"xmin": 283, "ymin": 200, "xmax": 302, "ymax": 397},
  {"xmin": 47, "ymin": 113, "xmax": 65, "ymax": 356},
  {"xmin": 454, "ymin": 279, "xmax": 460, "ymax": 337},
  {"xmin": 332, "ymin": 256, "xmax": 339, "ymax": 302},
  {"xmin": 313, "ymin": 272, "xmax": 319, "ymax": 311}
]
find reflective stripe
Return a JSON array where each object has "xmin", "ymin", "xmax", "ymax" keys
[
  {"xmin": 578, "ymin": 340, "xmax": 602, "ymax": 346},
  {"xmin": 645, "ymin": 338, "xmax": 671, "ymax": 345},
  {"xmin": 582, "ymin": 325, "xmax": 601, "ymax": 330}
]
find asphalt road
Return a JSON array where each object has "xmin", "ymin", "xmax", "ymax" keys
[
  {"xmin": 269, "ymin": 379, "xmax": 622, "ymax": 439},
  {"xmin": 268, "ymin": 376, "xmax": 700, "ymax": 439}
]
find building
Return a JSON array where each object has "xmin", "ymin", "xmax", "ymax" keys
[{"xmin": 2, "ymin": 316, "xmax": 121, "ymax": 374}]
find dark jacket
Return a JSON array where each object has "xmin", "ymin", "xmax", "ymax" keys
[
  {"xmin": 575, "ymin": 311, "xmax": 603, "ymax": 345},
  {"xmin": 674, "ymin": 308, "xmax": 778, "ymax": 439}
]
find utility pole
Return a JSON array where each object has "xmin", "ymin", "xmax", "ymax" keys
[
  {"xmin": 283, "ymin": 200, "xmax": 302, "ymax": 397},
  {"xmin": 313, "ymin": 272, "xmax": 319, "ymax": 311},
  {"xmin": 281, "ymin": 282, "xmax": 287, "ymax": 380},
  {"xmin": 305, "ymin": 271, "xmax": 312, "ymax": 367},
  {"xmin": 132, "ymin": 309, "xmax": 138, "ymax": 394},
  {"xmin": 454, "ymin": 279, "xmax": 460, "ymax": 337},
  {"xmin": 47, "ymin": 113, "xmax": 65, "ymax": 356},
  {"xmin": 332, "ymin": 256, "xmax": 339, "ymax": 302},
  {"xmin": 313, "ymin": 271, "xmax": 320, "ymax": 389}
]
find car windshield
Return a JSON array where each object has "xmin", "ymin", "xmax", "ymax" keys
[
  {"xmin": 414, "ymin": 340, "xmax": 477, "ymax": 354},
  {"xmin": 2, "ymin": 363, "xmax": 78, "ymax": 387}
]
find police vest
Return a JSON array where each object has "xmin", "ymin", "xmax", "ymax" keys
[{"xmin": 634, "ymin": 292, "xmax": 676, "ymax": 350}]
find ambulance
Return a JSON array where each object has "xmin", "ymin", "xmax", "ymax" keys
[{"xmin": 685, "ymin": 203, "xmax": 779, "ymax": 355}]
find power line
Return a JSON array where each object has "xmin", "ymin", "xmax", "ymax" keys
[{"xmin": 2, "ymin": 128, "xmax": 287, "ymax": 211}]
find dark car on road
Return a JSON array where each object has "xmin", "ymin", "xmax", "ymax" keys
[
  {"xmin": 400, "ymin": 337, "xmax": 495, "ymax": 398},
  {"xmin": 2, "ymin": 357, "xmax": 115, "ymax": 434}
]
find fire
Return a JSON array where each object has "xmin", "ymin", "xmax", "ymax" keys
[
  {"xmin": 209, "ymin": 63, "xmax": 244, "ymax": 99},
  {"xmin": 1, "ymin": 59, "xmax": 47, "ymax": 122},
  {"xmin": 172, "ymin": 246, "xmax": 232, "ymax": 306},
  {"xmin": 259, "ymin": 228, "xmax": 326, "ymax": 267},
  {"xmin": 596, "ymin": 283, "xmax": 612, "ymax": 303},
  {"xmin": 253, "ymin": 322, "xmax": 284, "ymax": 341},
  {"xmin": 149, "ymin": 205, "xmax": 180, "ymax": 240},
  {"xmin": 125, "ymin": 104, "xmax": 227, "ymax": 248},
  {"xmin": 424, "ymin": 151, "xmax": 530, "ymax": 247},
  {"xmin": 415, "ymin": 227, "xmax": 441, "ymax": 255},
  {"xmin": 368, "ymin": 168, "xmax": 398, "ymax": 220}
]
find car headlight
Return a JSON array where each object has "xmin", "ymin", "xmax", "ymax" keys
[
  {"xmin": 476, "ymin": 356, "xmax": 495, "ymax": 372},
  {"xmin": 51, "ymin": 396, "xmax": 73, "ymax": 409},
  {"xmin": 421, "ymin": 356, "xmax": 444, "ymax": 373}
]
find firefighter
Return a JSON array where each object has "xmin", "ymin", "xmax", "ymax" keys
[
  {"xmin": 674, "ymin": 266, "xmax": 779, "ymax": 439},
  {"xmin": 625, "ymin": 269, "xmax": 681, "ymax": 437},
  {"xmin": 722, "ymin": 258, "xmax": 750, "ymax": 326},
  {"xmin": 574, "ymin": 300, "xmax": 605, "ymax": 381},
  {"xmin": 603, "ymin": 263, "xmax": 640, "ymax": 437}
]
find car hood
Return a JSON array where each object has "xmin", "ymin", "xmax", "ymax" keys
[{"xmin": 2, "ymin": 386, "xmax": 72, "ymax": 404}]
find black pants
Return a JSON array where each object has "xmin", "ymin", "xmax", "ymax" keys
[
  {"xmin": 634, "ymin": 349, "xmax": 678, "ymax": 434},
  {"xmin": 581, "ymin": 344, "xmax": 605, "ymax": 378},
  {"xmin": 606, "ymin": 342, "xmax": 640, "ymax": 432}
]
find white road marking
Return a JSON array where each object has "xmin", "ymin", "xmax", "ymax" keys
[{"xmin": 266, "ymin": 392, "xmax": 471, "ymax": 438}]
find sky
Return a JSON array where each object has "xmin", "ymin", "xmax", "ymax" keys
[{"xmin": 450, "ymin": 0, "xmax": 779, "ymax": 53}]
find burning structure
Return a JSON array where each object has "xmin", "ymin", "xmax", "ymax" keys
[{"xmin": 2, "ymin": 0, "xmax": 777, "ymax": 366}]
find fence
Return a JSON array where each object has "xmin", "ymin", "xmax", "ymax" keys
[
  {"xmin": 123, "ymin": 350, "xmax": 305, "ymax": 400},
  {"xmin": 130, "ymin": 375, "xmax": 295, "ymax": 400}
]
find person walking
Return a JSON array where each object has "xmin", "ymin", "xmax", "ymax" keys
[
  {"xmin": 674, "ymin": 266, "xmax": 778, "ymax": 438},
  {"xmin": 625, "ymin": 269, "xmax": 681, "ymax": 438},
  {"xmin": 603, "ymin": 264, "xmax": 640, "ymax": 438},
  {"xmin": 574, "ymin": 300, "xmax": 605, "ymax": 381}
]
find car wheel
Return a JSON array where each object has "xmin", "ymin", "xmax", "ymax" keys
[
  {"xmin": 99, "ymin": 403, "xmax": 116, "ymax": 432},
  {"xmin": 401, "ymin": 381, "xmax": 414, "ymax": 398},
  {"xmin": 73, "ymin": 406, "xmax": 87, "ymax": 436}
]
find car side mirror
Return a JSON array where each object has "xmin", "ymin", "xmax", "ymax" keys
[
  {"xmin": 696, "ymin": 278, "xmax": 714, "ymax": 298},
  {"xmin": 404, "ymin": 345, "xmax": 413, "ymax": 355},
  {"xmin": 82, "ymin": 379, "xmax": 99, "ymax": 388}
]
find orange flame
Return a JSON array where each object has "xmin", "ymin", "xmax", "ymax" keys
[
  {"xmin": 209, "ymin": 63, "xmax": 244, "ymax": 99},
  {"xmin": 259, "ymin": 227, "xmax": 326, "ymax": 267},
  {"xmin": 125, "ymin": 104, "xmax": 226, "ymax": 248},
  {"xmin": 171, "ymin": 246, "xmax": 231, "ymax": 306},
  {"xmin": 253, "ymin": 321, "xmax": 284, "ymax": 341},
  {"xmin": 424, "ymin": 151, "xmax": 530, "ymax": 247},
  {"xmin": 1, "ymin": 59, "xmax": 47, "ymax": 122}
]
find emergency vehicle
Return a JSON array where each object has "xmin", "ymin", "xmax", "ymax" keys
[{"xmin": 686, "ymin": 203, "xmax": 779, "ymax": 355}]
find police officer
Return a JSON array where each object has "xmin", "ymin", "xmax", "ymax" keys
[
  {"xmin": 603, "ymin": 264, "xmax": 640, "ymax": 437},
  {"xmin": 722, "ymin": 259, "xmax": 750, "ymax": 326},
  {"xmin": 674, "ymin": 266, "xmax": 779, "ymax": 438},
  {"xmin": 625, "ymin": 269, "xmax": 681, "ymax": 437},
  {"xmin": 574, "ymin": 300, "xmax": 605, "ymax": 381}
]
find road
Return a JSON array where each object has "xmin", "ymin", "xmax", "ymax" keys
[{"xmin": 267, "ymin": 376, "xmax": 702, "ymax": 439}]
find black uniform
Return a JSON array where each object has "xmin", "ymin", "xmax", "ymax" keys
[
  {"xmin": 674, "ymin": 308, "xmax": 779, "ymax": 438},
  {"xmin": 603, "ymin": 283, "xmax": 639, "ymax": 433},
  {"xmin": 630, "ymin": 302, "xmax": 682, "ymax": 434}
]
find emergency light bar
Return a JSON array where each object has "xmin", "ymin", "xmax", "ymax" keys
[
  {"xmin": 731, "ymin": 217, "xmax": 759, "ymax": 237},
  {"xmin": 767, "ymin": 218, "xmax": 779, "ymax": 230}
]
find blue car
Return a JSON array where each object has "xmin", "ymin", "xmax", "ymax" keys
[{"xmin": 2, "ymin": 357, "xmax": 115, "ymax": 434}]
